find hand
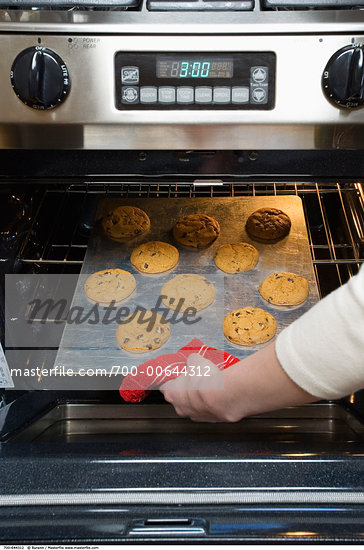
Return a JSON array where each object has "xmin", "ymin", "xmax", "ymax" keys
[
  {"xmin": 160, "ymin": 353, "xmax": 238, "ymax": 423},
  {"xmin": 160, "ymin": 342, "xmax": 318, "ymax": 423}
]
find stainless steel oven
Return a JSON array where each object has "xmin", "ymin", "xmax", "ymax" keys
[{"xmin": 0, "ymin": 2, "xmax": 364, "ymax": 543}]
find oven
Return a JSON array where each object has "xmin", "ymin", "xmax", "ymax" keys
[{"xmin": 0, "ymin": 2, "xmax": 364, "ymax": 543}]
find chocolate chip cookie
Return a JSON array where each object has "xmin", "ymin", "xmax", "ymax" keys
[
  {"xmin": 84, "ymin": 268, "xmax": 136, "ymax": 305},
  {"xmin": 223, "ymin": 307, "xmax": 277, "ymax": 346},
  {"xmin": 259, "ymin": 272, "xmax": 310, "ymax": 306},
  {"xmin": 130, "ymin": 241, "xmax": 179, "ymax": 274},
  {"xmin": 173, "ymin": 214, "xmax": 220, "ymax": 248},
  {"xmin": 116, "ymin": 310, "xmax": 170, "ymax": 353},
  {"xmin": 161, "ymin": 273, "xmax": 216, "ymax": 312},
  {"xmin": 245, "ymin": 207, "xmax": 291, "ymax": 242},
  {"xmin": 214, "ymin": 242, "xmax": 259, "ymax": 273},
  {"xmin": 102, "ymin": 205, "xmax": 150, "ymax": 241}
]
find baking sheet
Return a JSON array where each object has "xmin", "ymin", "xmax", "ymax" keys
[{"xmin": 55, "ymin": 196, "xmax": 320, "ymax": 382}]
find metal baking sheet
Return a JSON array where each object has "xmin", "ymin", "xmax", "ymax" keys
[{"xmin": 55, "ymin": 196, "xmax": 320, "ymax": 388}]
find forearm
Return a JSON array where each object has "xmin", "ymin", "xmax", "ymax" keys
[
  {"xmin": 161, "ymin": 343, "xmax": 318, "ymax": 423},
  {"xmin": 226, "ymin": 266, "xmax": 364, "ymax": 416},
  {"xmin": 276, "ymin": 265, "xmax": 364, "ymax": 399},
  {"xmin": 162, "ymin": 266, "xmax": 364, "ymax": 422},
  {"xmin": 222, "ymin": 341, "xmax": 318, "ymax": 421}
]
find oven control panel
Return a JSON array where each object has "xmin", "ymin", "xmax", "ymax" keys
[{"xmin": 114, "ymin": 52, "xmax": 275, "ymax": 110}]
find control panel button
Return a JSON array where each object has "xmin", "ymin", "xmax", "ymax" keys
[
  {"xmin": 177, "ymin": 87, "xmax": 194, "ymax": 104},
  {"xmin": 213, "ymin": 87, "xmax": 231, "ymax": 104},
  {"xmin": 159, "ymin": 87, "xmax": 176, "ymax": 104},
  {"xmin": 122, "ymin": 86, "xmax": 139, "ymax": 104},
  {"xmin": 251, "ymin": 66, "xmax": 268, "ymax": 83},
  {"xmin": 251, "ymin": 87, "xmax": 267, "ymax": 103},
  {"xmin": 195, "ymin": 87, "xmax": 213, "ymax": 104},
  {"xmin": 140, "ymin": 86, "xmax": 157, "ymax": 104},
  {"xmin": 232, "ymin": 87, "xmax": 249, "ymax": 104},
  {"xmin": 250, "ymin": 66, "xmax": 268, "ymax": 105},
  {"xmin": 121, "ymin": 66, "xmax": 139, "ymax": 85}
]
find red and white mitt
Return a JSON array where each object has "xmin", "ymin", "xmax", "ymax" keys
[{"xmin": 119, "ymin": 338, "xmax": 240, "ymax": 403}]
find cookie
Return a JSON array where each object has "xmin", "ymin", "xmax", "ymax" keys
[
  {"xmin": 259, "ymin": 272, "xmax": 309, "ymax": 306},
  {"xmin": 130, "ymin": 241, "xmax": 179, "ymax": 274},
  {"xmin": 245, "ymin": 208, "xmax": 291, "ymax": 242},
  {"xmin": 223, "ymin": 307, "xmax": 277, "ymax": 346},
  {"xmin": 214, "ymin": 243, "xmax": 259, "ymax": 273},
  {"xmin": 161, "ymin": 274, "xmax": 216, "ymax": 312},
  {"xmin": 84, "ymin": 269, "xmax": 136, "ymax": 304},
  {"xmin": 116, "ymin": 310, "xmax": 170, "ymax": 353},
  {"xmin": 102, "ymin": 206, "xmax": 150, "ymax": 241},
  {"xmin": 173, "ymin": 214, "xmax": 220, "ymax": 248}
]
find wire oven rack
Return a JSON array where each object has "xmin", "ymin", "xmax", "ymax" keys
[{"xmin": 15, "ymin": 180, "xmax": 364, "ymax": 298}]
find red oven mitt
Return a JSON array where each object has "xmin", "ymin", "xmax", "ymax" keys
[{"xmin": 119, "ymin": 337, "xmax": 240, "ymax": 403}]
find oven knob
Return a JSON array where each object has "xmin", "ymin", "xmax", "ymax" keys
[
  {"xmin": 322, "ymin": 45, "xmax": 364, "ymax": 109},
  {"xmin": 10, "ymin": 47, "xmax": 70, "ymax": 110}
]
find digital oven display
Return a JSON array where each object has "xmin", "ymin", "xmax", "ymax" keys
[
  {"xmin": 114, "ymin": 51, "xmax": 276, "ymax": 110},
  {"xmin": 156, "ymin": 57, "xmax": 234, "ymax": 79}
]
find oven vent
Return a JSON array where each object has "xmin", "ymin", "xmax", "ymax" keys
[
  {"xmin": 261, "ymin": 0, "xmax": 364, "ymax": 8},
  {"xmin": 147, "ymin": 0, "xmax": 254, "ymax": 10}
]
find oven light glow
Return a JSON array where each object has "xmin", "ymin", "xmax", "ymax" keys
[
  {"xmin": 280, "ymin": 453, "xmax": 317, "ymax": 457},
  {"xmin": 193, "ymin": 179, "xmax": 223, "ymax": 186},
  {"xmin": 284, "ymin": 532, "xmax": 318, "ymax": 537}
]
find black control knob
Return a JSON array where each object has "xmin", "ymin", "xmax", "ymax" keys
[
  {"xmin": 10, "ymin": 47, "xmax": 70, "ymax": 110},
  {"xmin": 322, "ymin": 44, "xmax": 364, "ymax": 109}
]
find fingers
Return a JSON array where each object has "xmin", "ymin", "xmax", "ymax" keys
[
  {"xmin": 159, "ymin": 352, "xmax": 228, "ymax": 422},
  {"xmin": 161, "ymin": 388, "xmax": 193, "ymax": 418}
]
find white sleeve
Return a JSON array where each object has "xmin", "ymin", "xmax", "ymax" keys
[{"xmin": 275, "ymin": 264, "xmax": 364, "ymax": 399}]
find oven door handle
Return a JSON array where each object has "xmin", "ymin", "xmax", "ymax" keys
[{"xmin": 127, "ymin": 517, "xmax": 207, "ymax": 537}]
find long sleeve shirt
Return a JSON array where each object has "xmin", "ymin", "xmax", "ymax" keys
[{"xmin": 275, "ymin": 264, "xmax": 364, "ymax": 399}]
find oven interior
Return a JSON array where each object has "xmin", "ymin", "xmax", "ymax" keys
[{"xmin": 1, "ymin": 167, "xmax": 364, "ymax": 450}]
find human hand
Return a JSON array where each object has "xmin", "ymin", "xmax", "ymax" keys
[
  {"xmin": 160, "ymin": 352, "xmax": 238, "ymax": 423},
  {"xmin": 160, "ymin": 342, "xmax": 318, "ymax": 423}
]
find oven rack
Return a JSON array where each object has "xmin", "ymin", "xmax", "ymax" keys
[{"xmin": 15, "ymin": 180, "xmax": 364, "ymax": 298}]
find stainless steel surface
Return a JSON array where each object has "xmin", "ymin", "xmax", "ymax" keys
[
  {"xmin": 0, "ymin": 10, "xmax": 364, "ymax": 35},
  {"xmin": 55, "ymin": 195, "xmax": 319, "ymax": 376},
  {"xmin": 9, "ymin": 402, "xmax": 364, "ymax": 443},
  {"xmin": 0, "ymin": 34, "xmax": 364, "ymax": 148}
]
